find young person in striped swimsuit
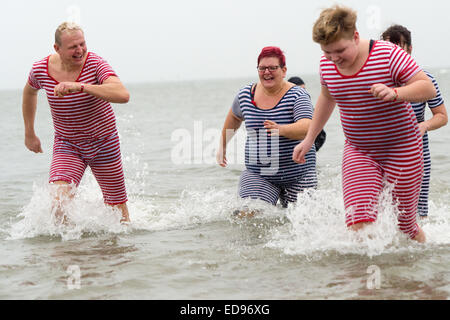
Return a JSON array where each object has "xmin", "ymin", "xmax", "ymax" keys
[
  {"xmin": 217, "ymin": 47, "xmax": 317, "ymax": 211},
  {"xmin": 22, "ymin": 22, "xmax": 131, "ymax": 224},
  {"xmin": 381, "ymin": 24, "xmax": 448, "ymax": 218},
  {"xmin": 292, "ymin": 6, "xmax": 437, "ymax": 242}
]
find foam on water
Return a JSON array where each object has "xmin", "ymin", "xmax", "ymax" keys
[
  {"xmin": 6, "ymin": 153, "xmax": 450, "ymax": 258},
  {"xmin": 266, "ymin": 177, "xmax": 450, "ymax": 258}
]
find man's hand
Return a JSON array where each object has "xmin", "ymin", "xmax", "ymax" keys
[
  {"xmin": 54, "ymin": 82, "xmax": 82, "ymax": 98},
  {"xmin": 369, "ymin": 84, "xmax": 398, "ymax": 102},
  {"xmin": 25, "ymin": 134, "xmax": 43, "ymax": 153},
  {"xmin": 292, "ymin": 139, "xmax": 314, "ymax": 164}
]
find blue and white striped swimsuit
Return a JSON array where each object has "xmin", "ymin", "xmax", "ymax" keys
[
  {"xmin": 411, "ymin": 70, "xmax": 445, "ymax": 216},
  {"xmin": 232, "ymin": 84, "xmax": 317, "ymax": 207}
]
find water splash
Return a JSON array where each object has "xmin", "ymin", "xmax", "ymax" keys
[
  {"xmin": 266, "ymin": 178, "xmax": 450, "ymax": 258},
  {"xmin": 7, "ymin": 152, "xmax": 450, "ymax": 256}
]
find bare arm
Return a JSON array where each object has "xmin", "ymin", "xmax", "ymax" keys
[
  {"xmin": 305, "ymin": 86, "xmax": 336, "ymax": 142},
  {"xmin": 22, "ymin": 83, "xmax": 43, "ymax": 153},
  {"xmin": 418, "ymin": 103, "xmax": 448, "ymax": 136},
  {"xmin": 370, "ymin": 71, "xmax": 436, "ymax": 103},
  {"xmin": 217, "ymin": 109, "xmax": 243, "ymax": 167},
  {"xmin": 293, "ymin": 86, "xmax": 336, "ymax": 163},
  {"xmin": 54, "ymin": 76, "xmax": 130, "ymax": 103},
  {"xmin": 264, "ymin": 119, "xmax": 311, "ymax": 140}
]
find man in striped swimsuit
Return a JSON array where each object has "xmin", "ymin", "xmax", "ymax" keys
[
  {"xmin": 293, "ymin": 6, "xmax": 436, "ymax": 243},
  {"xmin": 381, "ymin": 24, "xmax": 448, "ymax": 217},
  {"xmin": 22, "ymin": 22, "xmax": 131, "ymax": 224}
]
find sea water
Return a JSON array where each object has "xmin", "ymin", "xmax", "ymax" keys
[{"xmin": 0, "ymin": 72, "xmax": 449, "ymax": 299}]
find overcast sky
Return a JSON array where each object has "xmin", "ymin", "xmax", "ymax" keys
[{"xmin": 1, "ymin": 0, "xmax": 449, "ymax": 90}]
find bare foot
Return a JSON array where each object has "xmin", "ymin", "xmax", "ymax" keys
[
  {"xmin": 112, "ymin": 203, "xmax": 130, "ymax": 224},
  {"xmin": 120, "ymin": 217, "xmax": 131, "ymax": 225},
  {"xmin": 120, "ymin": 212, "xmax": 130, "ymax": 224},
  {"xmin": 349, "ymin": 221, "xmax": 372, "ymax": 231},
  {"xmin": 412, "ymin": 226, "xmax": 426, "ymax": 243},
  {"xmin": 232, "ymin": 209, "xmax": 260, "ymax": 218},
  {"xmin": 55, "ymin": 214, "xmax": 70, "ymax": 226}
]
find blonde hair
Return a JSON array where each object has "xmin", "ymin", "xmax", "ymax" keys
[
  {"xmin": 312, "ymin": 5, "xmax": 357, "ymax": 45},
  {"xmin": 55, "ymin": 22, "xmax": 83, "ymax": 46}
]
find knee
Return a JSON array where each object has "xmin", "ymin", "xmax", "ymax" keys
[
  {"xmin": 349, "ymin": 221, "xmax": 371, "ymax": 231},
  {"xmin": 50, "ymin": 181, "xmax": 76, "ymax": 200}
]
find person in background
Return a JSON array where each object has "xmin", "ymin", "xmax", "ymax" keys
[
  {"xmin": 22, "ymin": 22, "xmax": 131, "ymax": 224},
  {"xmin": 293, "ymin": 5, "xmax": 437, "ymax": 243},
  {"xmin": 381, "ymin": 24, "xmax": 448, "ymax": 218},
  {"xmin": 217, "ymin": 47, "xmax": 317, "ymax": 210},
  {"xmin": 288, "ymin": 76, "xmax": 327, "ymax": 152}
]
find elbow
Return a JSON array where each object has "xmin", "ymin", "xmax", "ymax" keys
[
  {"xmin": 443, "ymin": 113, "xmax": 448, "ymax": 127},
  {"xmin": 117, "ymin": 91, "xmax": 130, "ymax": 104}
]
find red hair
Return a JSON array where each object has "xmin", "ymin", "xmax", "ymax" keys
[{"xmin": 257, "ymin": 46, "xmax": 286, "ymax": 68}]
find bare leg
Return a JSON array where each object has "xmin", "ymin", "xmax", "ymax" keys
[
  {"xmin": 349, "ymin": 221, "xmax": 372, "ymax": 231},
  {"xmin": 51, "ymin": 181, "xmax": 75, "ymax": 225},
  {"xmin": 412, "ymin": 226, "xmax": 426, "ymax": 243},
  {"xmin": 350, "ymin": 221, "xmax": 426, "ymax": 243},
  {"xmin": 109, "ymin": 202, "xmax": 130, "ymax": 224}
]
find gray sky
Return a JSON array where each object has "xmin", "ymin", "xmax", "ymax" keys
[{"xmin": 1, "ymin": 0, "xmax": 449, "ymax": 90}]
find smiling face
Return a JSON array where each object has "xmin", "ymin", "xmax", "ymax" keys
[
  {"xmin": 257, "ymin": 57, "xmax": 287, "ymax": 90},
  {"xmin": 54, "ymin": 30, "xmax": 87, "ymax": 68},
  {"xmin": 321, "ymin": 32, "xmax": 359, "ymax": 70}
]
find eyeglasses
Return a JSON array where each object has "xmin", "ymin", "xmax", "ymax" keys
[{"xmin": 257, "ymin": 65, "xmax": 281, "ymax": 72}]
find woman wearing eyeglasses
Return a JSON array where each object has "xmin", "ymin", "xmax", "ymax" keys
[{"xmin": 217, "ymin": 46, "xmax": 317, "ymax": 210}]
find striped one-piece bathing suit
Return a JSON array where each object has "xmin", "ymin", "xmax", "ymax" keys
[
  {"xmin": 232, "ymin": 84, "xmax": 317, "ymax": 207},
  {"xmin": 320, "ymin": 40, "xmax": 425, "ymax": 239},
  {"xmin": 27, "ymin": 52, "xmax": 127, "ymax": 205},
  {"xmin": 411, "ymin": 70, "xmax": 445, "ymax": 217}
]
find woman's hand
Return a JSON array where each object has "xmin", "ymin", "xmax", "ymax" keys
[
  {"xmin": 216, "ymin": 147, "xmax": 227, "ymax": 167},
  {"xmin": 263, "ymin": 120, "xmax": 284, "ymax": 136}
]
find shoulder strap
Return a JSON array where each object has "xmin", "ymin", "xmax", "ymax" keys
[
  {"xmin": 251, "ymin": 84, "xmax": 257, "ymax": 106},
  {"xmin": 369, "ymin": 39, "xmax": 375, "ymax": 53}
]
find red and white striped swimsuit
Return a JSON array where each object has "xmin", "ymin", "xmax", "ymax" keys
[
  {"xmin": 28, "ymin": 52, "xmax": 127, "ymax": 205},
  {"xmin": 320, "ymin": 40, "xmax": 423, "ymax": 238}
]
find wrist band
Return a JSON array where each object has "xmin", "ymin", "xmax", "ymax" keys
[
  {"xmin": 393, "ymin": 88, "xmax": 398, "ymax": 101},
  {"xmin": 80, "ymin": 84, "xmax": 84, "ymax": 93}
]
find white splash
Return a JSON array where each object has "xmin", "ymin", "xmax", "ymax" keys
[{"xmin": 266, "ymin": 177, "xmax": 450, "ymax": 258}]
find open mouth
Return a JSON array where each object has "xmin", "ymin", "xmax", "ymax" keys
[{"xmin": 72, "ymin": 54, "xmax": 84, "ymax": 61}]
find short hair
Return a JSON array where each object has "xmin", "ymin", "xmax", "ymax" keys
[
  {"xmin": 288, "ymin": 76, "xmax": 305, "ymax": 86},
  {"xmin": 257, "ymin": 46, "xmax": 286, "ymax": 68},
  {"xmin": 312, "ymin": 5, "xmax": 357, "ymax": 45},
  {"xmin": 380, "ymin": 24, "xmax": 412, "ymax": 48},
  {"xmin": 55, "ymin": 22, "xmax": 83, "ymax": 46}
]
